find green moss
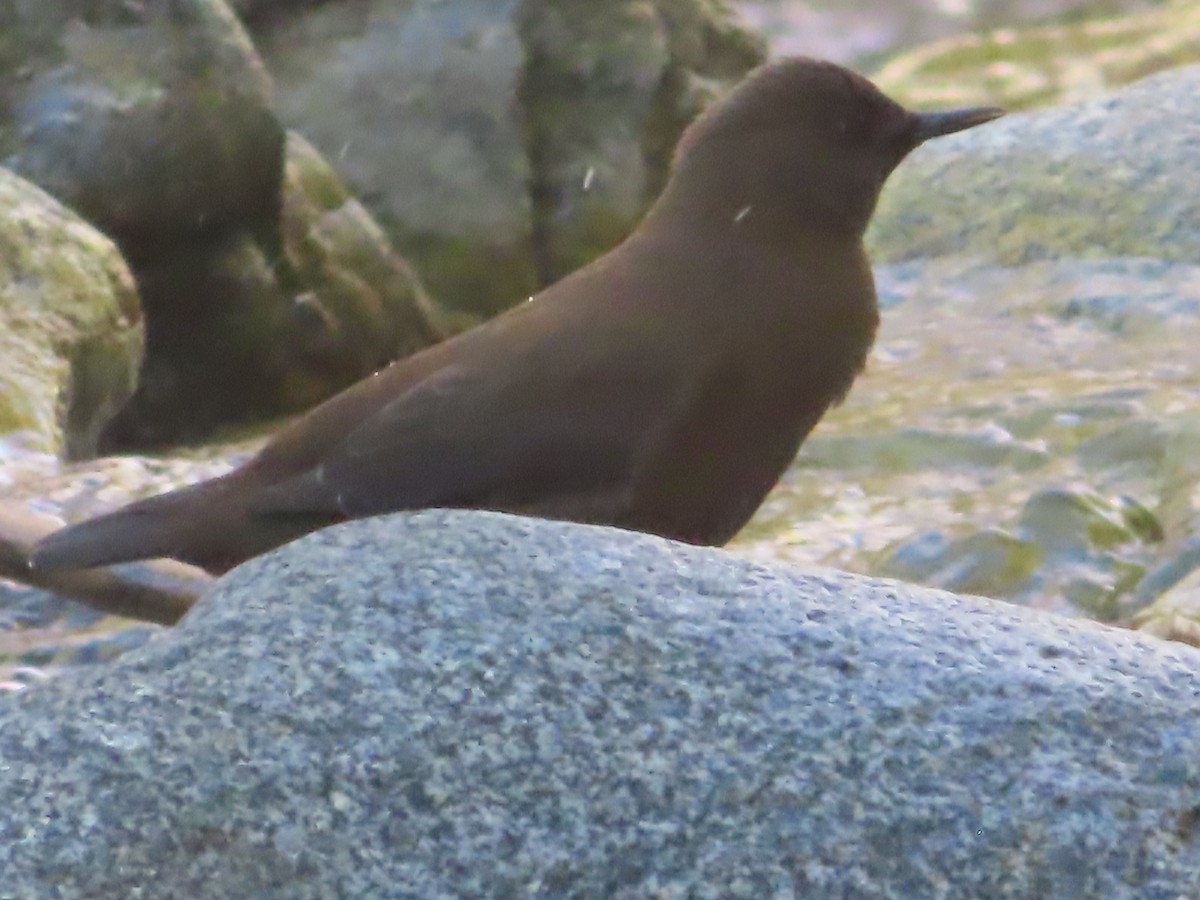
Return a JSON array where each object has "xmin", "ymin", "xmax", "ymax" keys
[
  {"xmin": 873, "ymin": 2, "xmax": 1200, "ymax": 112},
  {"xmin": 539, "ymin": 204, "xmax": 642, "ymax": 286},
  {"xmin": 397, "ymin": 231, "xmax": 541, "ymax": 328},
  {"xmin": 0, "ymin": 362, "xmax": 59, "ymax": 454},
  {"xmin": 877, "ymin": 528, "xmax": 1044, "ymax": 599},
  {"xmin": 871, "ymin": 133, "xmax": 1200, "ymax": 265}
]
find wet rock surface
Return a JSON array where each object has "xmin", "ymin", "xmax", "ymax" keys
[
  {"xmin": 737, "ymin": 250, "xmax": 1200, "ymax": 630},
  {"xmin": 736, "ymin": 68, "xmax": 1200, "ymax": 635}
]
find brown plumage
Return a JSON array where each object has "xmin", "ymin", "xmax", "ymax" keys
[{"xmin": 31, "ymin": 57, "xmax": 1003, "ymax": 575}]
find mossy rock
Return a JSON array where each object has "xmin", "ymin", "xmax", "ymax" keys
[
  {"xmin": 872, "ymin": 0, "xmax": 1200, "ymax": 113},
  {"xmin": 0, "ymin": 169, "xmax": 142, "ymax": 458},
  {"xmin": 869, "ymin": 63, "xmax": 1200, "ymax": 266},
  {"xmin": 252, "ymin": 0, "xmax": 762, "ymax": 319},
  {"xmin": 1133, "ymin": 566, "xmax": 1200, "ymax": 646},
  {"xmin": 99, "ymin": 133, "xmax": 449, "ymax": 448}
]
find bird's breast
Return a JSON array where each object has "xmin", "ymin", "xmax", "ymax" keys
[{"xmin": 605, "ymin": 234, "xmax": 879, "ymax": 546}]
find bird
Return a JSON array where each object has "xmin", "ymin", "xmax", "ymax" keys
[{"xmin": 30, "ymin": 57, "xmax": 1003, "ymax": 576}]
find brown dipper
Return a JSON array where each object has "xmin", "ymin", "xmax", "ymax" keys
[{"xmin": 31, "ymin": 57, "xmax": 1003, "ymax": 575}]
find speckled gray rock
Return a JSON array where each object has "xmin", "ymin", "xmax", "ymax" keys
[
  {"xmin": 3, "ymin": 510, "xmax": 1200, "ymax": 898},
  {"xmin": 868, "ymin": 63, "xmax": 1200, "ymax": 265}
]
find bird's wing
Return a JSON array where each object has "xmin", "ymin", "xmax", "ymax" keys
[{"xmin": 250, "ymin": 343, "xmax": 686, "ymax": 519}]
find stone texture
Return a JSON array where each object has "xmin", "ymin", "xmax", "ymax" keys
[
  {"xmin": 872, "ymin": 0, "xmax": 1200, "ymax": 112},
  {"xmin": 0, "ymin": 168, "xmax": 142, "ymax": 458},
  {"xmin": 868, "ymin": 64, "xmax": 1200, "ymax": 266},
  {"xmin": 517, "ymin": 0, "xmax": 762, "ymax": 284},
  {"xmin": 744, "ymin": 252, "xmax": 1200, "ymax": 619},
  {"xmin": 878, "ymin": 485, "xmax": 1160, "ymax": 619},
  {"xmin": 1, "ymin": 0, "xmax": 282, "ymax": 256},
  {"xmin": 100, "ymin": 132, "xmax": 447, "ymax": 447},
  {"xmin": 254, "ymin": 0, "xmax": 532, "ymax": 320},
  {"xmin": 738, "ymin": 0, "xmax": 1165, "ymax": 69},
  {"xmin": 1135, "ymin": 570, "xmax": 1200, "ymax": 645},
  {"xmin": 2, "ymin": 510, "xmax": 1200, "ymax": 897},
  {"xmin": 1, "ymin": 1, "xmax": 447, "ymax": 448},
  {"xmin": 832, "ymin": 64, "xmax": 1200, "ymax": 621},
  {"xmin": 251, "ymin": 0, "xmax": 762, "ymax": 320}
]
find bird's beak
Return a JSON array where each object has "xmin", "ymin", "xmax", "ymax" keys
[{"xmin": 912, "ymin": 107, "xmax": 1005, "ymax": 143}]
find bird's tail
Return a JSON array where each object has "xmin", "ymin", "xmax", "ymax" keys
[{"xmin": 30, "ymin": 482, "xmax": 216, "ymax": 572}]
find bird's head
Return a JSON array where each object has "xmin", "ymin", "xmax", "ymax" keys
[{"xmin": 660, "ymin": 57, "xmax": 1003, "ymax": 238}]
